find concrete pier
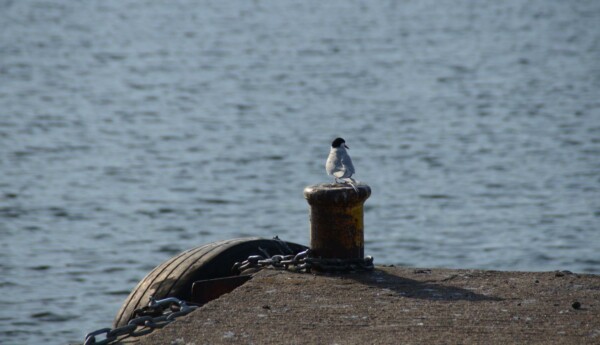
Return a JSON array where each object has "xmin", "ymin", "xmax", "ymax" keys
[{"xmin": 133, "ymin": 267, "xmax": 600, "ymax": 344}]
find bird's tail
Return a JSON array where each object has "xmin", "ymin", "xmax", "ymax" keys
[{"xmin": 340, "ymin": 177, "xmax": 359, "ymax": 193}]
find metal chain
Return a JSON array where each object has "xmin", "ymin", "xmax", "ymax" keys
[
  {"xmin": 82, "ymin": 239, "xmax": 372, "ymax": 344},
  {"xmin": 232, "ymin": 249, "xmax": 374, "ymax": 274},
  {"xmin": 83, "ymin": 297, "xmax": 197, "ymax": 345}
]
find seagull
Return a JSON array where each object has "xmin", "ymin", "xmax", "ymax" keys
[{"xmin": 325, "ymin": 137, "xmax": 358, "ymax": 192}]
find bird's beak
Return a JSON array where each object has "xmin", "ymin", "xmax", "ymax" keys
[{"xmin": 344, "ymin": 144, "xmax": 349, "ymax": 149}]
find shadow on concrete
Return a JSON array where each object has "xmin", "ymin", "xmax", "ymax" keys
[{"xmin": 348, "ymin": 269, "xmax": 502, "ymax": 302}]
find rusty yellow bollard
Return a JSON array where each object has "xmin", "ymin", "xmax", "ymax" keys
[{"xmin": 303, "ymin": 183, "xmax": 371, "ymax": 259}]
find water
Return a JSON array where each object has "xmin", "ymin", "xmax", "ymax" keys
[{"xmin": 1, "ymin": 0, "xmax": 599, "ymax": 343}]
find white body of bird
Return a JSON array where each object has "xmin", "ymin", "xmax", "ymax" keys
[{"xmin": 325, "ymin": 138, "xmax": 358, "ymax": 191}]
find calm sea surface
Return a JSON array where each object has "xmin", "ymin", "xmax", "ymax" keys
[{"xmin": 1, "ymin": 0, "xmax": 599, "ymax": 343}]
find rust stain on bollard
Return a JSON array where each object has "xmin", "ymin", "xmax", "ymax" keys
[{"xmin": 303, "ymin": 183, "xmax": 371, "ymax": 259}]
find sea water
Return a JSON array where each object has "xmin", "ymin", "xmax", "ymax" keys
[{"xmin": 1, "ymin": 0, "xmax": 599, "ymax": 343}]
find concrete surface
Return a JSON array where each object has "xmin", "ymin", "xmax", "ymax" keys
[{"xmin": 131, "ymin": 267, "xmax": 599, "ymax": 344}]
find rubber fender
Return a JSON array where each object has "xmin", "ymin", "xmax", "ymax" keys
[{"xmin": 113, "ymin": 237, "xmax": 307, "ymax": 327}]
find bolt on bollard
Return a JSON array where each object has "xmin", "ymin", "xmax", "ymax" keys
[{"xmin": 303, "ymin": 183, "xmax": 371, "ymax": 260}]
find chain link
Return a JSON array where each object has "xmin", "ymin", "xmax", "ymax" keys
[
  {"xmin": 82, "ymin": 238, "xmax": 373, "ymax": 344},
  {"xmin": 83, "ymin": 297, "xmax": 197, "ymax": 345},
  {"xmin": 232, "ymin": 249, "xmax": 374, "ymax": 274}
]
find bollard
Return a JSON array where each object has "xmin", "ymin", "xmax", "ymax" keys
[{"xmin": 303, "ymin": 183, "xmax": 371, "ymax": 259}]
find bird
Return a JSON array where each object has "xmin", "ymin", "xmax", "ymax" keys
[{"xmin": 325, "ymin": 137, "xmax": 358, "ymax": 191}]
